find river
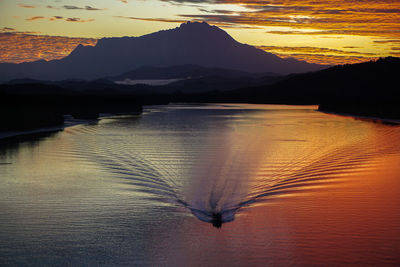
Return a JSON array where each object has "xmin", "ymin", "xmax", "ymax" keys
[{"xmin": 1, "ymin": 104, "xmax": 400, "ymax": 265}]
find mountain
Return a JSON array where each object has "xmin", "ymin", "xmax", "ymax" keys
[{"xmin": 0, "ymin": 21, "xmax": 325, "ymax": 81}]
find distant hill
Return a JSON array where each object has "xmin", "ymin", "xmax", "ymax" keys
[
  {"xmin": 107, "ymin": 64, "xmax": 280, "ymax": 92},
  {"xmin": 233, "ymin": 56, "xmax": 400, "ymax": 104},
  {"xmin": 0, "ymin": 21, "xmax": 324, "ymax": 81},
  {"xmin": 4, "ymin": 64, "xmax": 281, "ymax": 93},
  {"xmin": 108, "ymin": 64, "xmax": 275, "ymax": 81},
  {"xmin": 181, "ymin": 57, "xmax": 400, "ymax": 119},
  {"xmin": 2, "ymin": 57, "xmax": 399, "ymax": 119}
]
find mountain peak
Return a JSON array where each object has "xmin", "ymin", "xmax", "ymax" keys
[
  {"xmin": 173, "ymin": 21, "xmax": 233, "ymax": 42},
  {"xmin": 179, "ymin": 21, "xmax": 212, "ymax": 29}
]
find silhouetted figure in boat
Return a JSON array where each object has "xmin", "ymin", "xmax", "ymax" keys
[{"xmin": 211, "ymin": 212, "xmax": 222, "ymax": 228}]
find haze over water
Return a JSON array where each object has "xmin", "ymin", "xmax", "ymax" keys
[{"xmin": 1, "ymin": 104, "xmax": 400, "ymax": 265}]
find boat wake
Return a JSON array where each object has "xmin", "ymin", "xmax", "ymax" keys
[{"xmin": 72, "ymin": 114, "xmax": 400, "ymax": 228}]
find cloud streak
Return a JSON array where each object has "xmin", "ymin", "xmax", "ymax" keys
[
  {"xmin": 26, "ymin": 16, "xmax": 45, "ymax": 21},
  {"xmin": 115, "ymin": 16, "xmax": 188, "ymax": 24},
  {"xmin": 25, "ymin": 16, "xmax": 95, "ymax": 23},
  {"xmin": 66, "ymin": 18, "xmax": 96, "ymax": 22},
  {"xmin": 18, "ymin": 4, "xmax": 35, "ymax": 8},
  {"xmin": 63, "ymin": 5, "xmax": 106, "ymax": 11},
  {"xmin": 257, "ymin": 45, "xmax": 377, "ymax": 57}
]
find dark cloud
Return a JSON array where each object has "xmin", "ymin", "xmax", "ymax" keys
[
  {"xmin": 65, "ymin": 18, "xmax": 95, "ymax": 22},
  {"xmin": 373, "ymin": 39, "xmax": 400, "ymax": 44},
  {"xmin": 85, "ymin": 6, "xmax": 105, "ymax": 11},
  {"xmin": 63, "ymin": 5, "xmax": 105, "ymax": 11},
  {"xmin": 198, "ymin": 8, "xmax": 235, "ymax": 14},
  {"xmin": 63, "ymin": 5, "xmax": 81, "ymax": 10},
  {"xmin": 49, "ymin": 16, "xmax": 64, "ymax": 21},
  {"xmin": 114, "ymin": 16, "xmax": 188, "ymax": 23},
  {"xmin": 24, "ymin": 15, "xmax": 95, "ymax": 23}
]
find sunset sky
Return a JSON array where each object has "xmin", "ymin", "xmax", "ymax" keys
[{"xmin": 0, "ymin": 0, "xmax": 399, "ymax": 65}]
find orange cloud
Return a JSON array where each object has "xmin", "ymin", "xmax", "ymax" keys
[
  {"xmin": 49, "ymin": 16, "xmax": 64, "ymax": 21},
  {"xmin": 18, "ymin": 4, "xmax": 35, "ymax": 8},
  {"xmin": 256, "ymin": 46, "xmax": 377, "ymax": 57},
  {"xmin": 0, "ymin": 33, "xmax": 97, "ymax": 63},
  {"xmin": 275, "ymin": 53, "xmax": 377, "ymax": 65},
  {"xmin": 256, "ymin": 45, "xmax": 379, "ymax": 65},
  {"xmin": 26, "ymin": 16, "xmax": 45, "ymax": 21},
  {"xmin": 155, "ymin": 0, "xmax": 400, "ymax": 39}
]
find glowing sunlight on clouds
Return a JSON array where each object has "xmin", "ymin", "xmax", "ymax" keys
[{"xmin": 0, "ymin": 0, "xmax": 399, "ymax": 65}]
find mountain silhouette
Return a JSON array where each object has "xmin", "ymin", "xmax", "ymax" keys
[{"xmin": 0, "ymin": 21, "xmax": 325, "ymax": 81}]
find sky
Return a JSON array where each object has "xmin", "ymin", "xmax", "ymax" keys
[{"xmin": 0, "ymin": 0, "xmax": 399, "ymax": 65}]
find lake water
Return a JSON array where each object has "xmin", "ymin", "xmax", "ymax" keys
[{"xmin": 1, "ymin": 104, "xmax": 400, "ymax": 266}]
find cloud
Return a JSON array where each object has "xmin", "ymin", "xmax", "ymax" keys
[
  {"xmin": 256, "ymin": 45, "xmax": 376, "ymax": 57},
  {"xmin": 255, "ymin": 45, "xmax": 381, "ymax": 65},
  {"xmin": 63, "ymin": 5, "xmax": 81, "ymax": 10},
  {"xmin": 115, "ymin": 16, "xmax": 258, "ymax": 29},
  {"xmin": 373, "ymin": 39, "xmax": 400, "ymax": 44},
  {"xmin": 198, "ymin": 8, "xmax": 235, "ymax": 14},
  {"xmin": 1, "ymin": 27, "xmax": 40, "ymax": 35},
  {"xmin": 114, "ymin": 16, "xmax": 188, "ymax": 23},
  {"xmin": 85, "ymin": 6, "xmax": 105, "ymax": 11},
  {"xmin": 278, "ymin": 53, "xmax": 376, "ymax": 65},
  {"xmin": 18, "ymin": 4, "xmax": 35, "ymax": 8},
  {"xmin": 25, "ymin": 16, "xmax": 95, "ymax": 23},
  {"xmin": 63, "ymin": 5, "xmax": 105, "ymax": 10},
  {"xmin": 49, "ymin": 16, "xmax": 64, "ymax": 21},
  {"xmin": 0, "ymin": 33, "xmax": 97, "ymax": 64},
  {"xmin": 26, "ymin": 16, "xmax": 45, "ymax": 21},
  {"xmin": 65, "ymin": 18, "xmax": 95, "ymax": 23},
  {"xmin": 1, "ymin": 27, "xmax": 16, "ymax": 32},
  {"xmin": 148, "ymin": 0, "xmax": 400, "ymax": 39}
]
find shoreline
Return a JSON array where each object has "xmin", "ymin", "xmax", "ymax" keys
[
  {"xmin": 2, "ymin": 106, "xmax": 399, "ymax": 144},
  {"xmin": 0, "ymin": 112, "xmax": 143, "ymax": 143},
  {"xmin": 319, "ymin": 110, "xmax": 400, "ymax": 125},
  {"xmin": 0, "ymin": 115, "xmax": 97, "ymax": 142}
]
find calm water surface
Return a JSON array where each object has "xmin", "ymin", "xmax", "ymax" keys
[{"xmin": 1, "ymin": 104, "xmax": 400, "ymax": 266}]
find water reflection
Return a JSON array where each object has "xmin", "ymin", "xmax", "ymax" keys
[
  {"xmin": 181, "ymin": 128, "xmax": 269, "ymax": 228},
  {"xmin": 71, "ymin": 105, "xmax": 400, "ymax": 228},
  {"xmin": 0, "ymin": 131, "xmax": 60, "ymax": 158},
  {"xmin": 2, "ymin": 104, "xmax": 400, "ymax": 266}
]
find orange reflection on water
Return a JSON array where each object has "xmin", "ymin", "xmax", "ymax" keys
[{"xmin": 156, "ymin": 109, "xmax": 400, "ymax": 265}]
